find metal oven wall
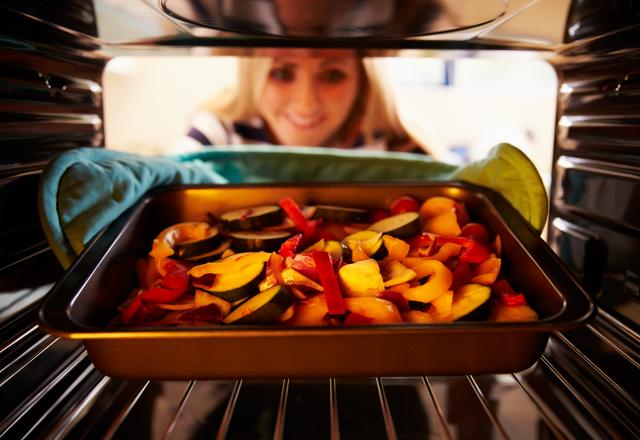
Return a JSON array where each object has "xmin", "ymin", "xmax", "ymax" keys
[{"xmin": 1, "ymin": 1, "xmax": 639, "ymax": 439}]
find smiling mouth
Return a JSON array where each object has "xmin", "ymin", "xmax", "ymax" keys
[{"xmin": 284, "ymin": 113, "xmax": 325, "ymax": 129}]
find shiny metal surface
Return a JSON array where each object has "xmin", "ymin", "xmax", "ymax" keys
[
  {"xmin": 548, "ymin": 23, "xmax": 640, "ymax": 333},
  {"xmin": 2, "ymin": 0, "xmax": 640, "ymax": 438},
  {"xmin": 38, "ymin": 182, "xmax": 592, "ymax": 378},
  {"xmin": 159, "ymin": 0, "xmax": 506, "ymax": 38},
  {"xmin": 2, "ymin": 292, "xmax": 640, "ymax": 438}
]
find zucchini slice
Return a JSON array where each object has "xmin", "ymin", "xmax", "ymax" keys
[
  {"xmin": 220, "ymin": 205, "xmax": 283, "ymax": 231},
  {"xmin": 184, "ymin": 240, "xmax": 231, "ymax": 263},
  {"xmin": 229, "ymin": 231, "xmax": 291, "ymax": 252},
  {"xmin": 312, "ymin": 205, "xmax": 370, "ymax": 223},
  {"xmin": 223, "ymin": 285, "xmax": 293, "ymax": 324},
  {"xmin": 193, "ymin": 261, "xmax": 265, "ymax": 302},
  {"xmin": 174, "ymin": 227, "xmax": 223, "ymax": 258},
  {"xmin": 368, "ymin": 212, "xmax": 422, "ymax": 239},
  {"xmin": 342, "ymin": 230, "xmax": 386, "ymax": 260},
  {"xmin": 451, "ymin": 283, "xmax": 492, "ymax": 321}
]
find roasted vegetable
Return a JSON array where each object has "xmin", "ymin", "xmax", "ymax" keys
[
  {"xmin": 343, "ymin": 230, "xmax": 386, "ymax": 260},
  {"xmin": 338, "ymin": 259, "xmax": 385, "ymax": 297},
  {"xmin": 184, "ymin": 240, "xmax": 231, "ymax": 263},
  {"xmin": 223, "ymin": 285, "xmax": 293, "ymax": 324},
  {"xmin": 173, "ymin": 227, "xmax": 223, "ymax": 258},
  {"xmin": 120, "ymin": 195, "xmax": 537, "ymax": 327},
  {"xmin": 312, "ymin": 205, "xmax": 370, "ymax": 223},
  {"xmin": 368, "ymin": 212, "xmax": 422, "ymax": 239},
  {"xmin": 451, "ymin": 284, "xmax": 492, "ymax": 321},
  {"xmin": 229, "ymin": 230, "xmax": 292, "ymax": 252},
  {"xmin": 149, "ymin": 222, "xmax": 216, "ymax": 275},
  {"xmin": 192, "ymin": 261, "xmax": 265, "ymax": 302},
  {"xmin": 401, "ymin": 259, "xmax": 453, "ymax": 303},
  {"xmin": 189, "ymin": 252, "xmax": 271, "ymax": 277},
  {"xmin": 220, "ymin": 205, "xmax": 283, "ymax": 231}
]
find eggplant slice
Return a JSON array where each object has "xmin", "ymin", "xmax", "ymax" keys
[
  {"xmin": 223, "ymin": 285, "xmax": 293, "ymax": 324},
  {"xmin": 220, "ymin": 205, "xmax": 283, "ymax": 231},
  {"xmin": 174, "ymin": 227, "xmax": 223, "ymax": 258},
  {"xmin": 312, "ymin": 205, "xmax": 370, "ymax": 223},
  {"xmin": 229, "ymin": 230, "xmax": 292, "ymax": 252},
  {"xmin": 368, "ymin": 212, "xmax": 422, "ymax": 239}
]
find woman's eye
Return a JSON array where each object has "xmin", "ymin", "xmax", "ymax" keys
[
  {"xmin": 269, "ymin": 68, "xmax": 294, "ymax": 82},
  {"xmin": 321, "ymin": 69, "xmax": 347, "ymax": 84}
]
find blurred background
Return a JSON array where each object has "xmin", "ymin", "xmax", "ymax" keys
[{"xmin": 103, "ymin": 55, "xmax": 557, "ymax": 187}]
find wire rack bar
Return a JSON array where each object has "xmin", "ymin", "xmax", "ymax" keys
[
  {"xmin": 21, "ymin": 363, "xmax": 97, "ymax": 438},
  {"xmin": 216, "ymin": 380, "xmax": 242, "ymax": 440},
  {"xmin": 47, "ymin": 375, "xmax": 111, "ymax": 440},
  {"xmin": 586, "ymin": 322, "xmax": 640, "ymax": 369},
  {"xmin": 0, "ymin": 324, "xmax": 38, "ymax": 356},
  {"xmin": 272, "ymin": 379, "xmax": 290, "ymax": 440},
  {"xmin": 375, "ymin": 377, "xmax": 398, "ymax": 440},
  {"xmin": 511, "ymin": 372, "xmax": 571, "ymax": 440},
  {"xmin": 421, "ymin": 376, "xmax": 452, "ymax": 440},
  {"xmin": 553, "ymin": 331, "xmax": 640, "ymax": 414},
  {"xmin": 161, "ymin": 380, "xmax": 196, "ymax": 440},
  {"xmin": 597, "ymin": 309, "xmax": 640, "ymax": 345},
  {"xmin": 466, "ymin": 375, "xmax": 510, "ymax": 440},
  {"xmin": 101, "ymin": 381, "xmax": 151, "ymax": 440},
  {"xmin": 0, "ymin": 335, "xmax": 59, "ymax": 388},
  {"xmin": 539, "ymin": 355, "xmax": 618, "ymax": 439},
  {"xmin": 329, "ymin": 378, "xmax": 340, "ymax": 440},
  {"xmin": 0, "ymin": 347, "xmax": 87, "ymax": 437}
]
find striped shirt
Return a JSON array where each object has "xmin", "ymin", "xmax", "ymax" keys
[{"xmin": 176, "ymin": 111, "xmax": 426, "ymax": 154}]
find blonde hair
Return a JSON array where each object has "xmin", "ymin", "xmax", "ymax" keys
[{"xmin": 202, "ymin": 56, "xmax": 423, "ymax": 150}]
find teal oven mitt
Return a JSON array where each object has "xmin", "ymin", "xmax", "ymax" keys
[{"xmin": 39, "ymin": 143, "xmax": 547, "ymax": 269}]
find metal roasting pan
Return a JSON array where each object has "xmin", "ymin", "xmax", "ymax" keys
[{"xmin": 38, "ymin": 182, "xmax": 595, "ymax": 379}]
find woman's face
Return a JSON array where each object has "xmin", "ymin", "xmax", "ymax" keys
[{"xmin": 257, "ymin": 50, "xmax": 361, "ymax": 147}]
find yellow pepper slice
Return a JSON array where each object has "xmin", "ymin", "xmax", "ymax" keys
[
  {"xmin": 382, "ymin": 235, "xmax": 410, "ymax": 261},
  {"xmin": 419, "ymin": 196, "xmax": 456, "ymax": 218},
  {"xmin": 471, "ymin": 257, "xmax": 501, "ymax": 285},
  {"xmin": 423, "ymin": 210, "xmax": 461, "ymax": 236},
  {"xmin": 381, "ymin": 260, "xmax": 417, "ymax": 287},
  {"xmin": 400, "ymin": 259, "xmax": 453, "ymax": 303}
]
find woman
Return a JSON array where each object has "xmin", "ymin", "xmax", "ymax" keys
[{"xmin": 178, "ymin": 48, "xmax": 428, "ymax": 154}]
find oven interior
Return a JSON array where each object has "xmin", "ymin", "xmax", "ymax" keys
[{"xmin": 1, "ymin": 0, "xmax": 639, "ymax": 438}]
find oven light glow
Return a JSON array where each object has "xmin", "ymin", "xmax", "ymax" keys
[
  {"xmin": 558, "ymin": 116, "xmax": 572, "ymax": 127},
  {"xmin": 560, "ymin": 83, "xmax": 573, "ymax": 94}
]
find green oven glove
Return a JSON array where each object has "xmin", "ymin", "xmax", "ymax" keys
[{"xmin": 39, "ymin": 143, "xmax": 547, "ymax": 269}]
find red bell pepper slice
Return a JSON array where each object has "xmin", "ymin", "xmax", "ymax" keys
[
  {"xmin": 140, "ymin": 260, "xmax": 189, "ymax": 303},
  {"xmin": 160, "ymin": 261, "xmax": 189, "ymax": 291},
  {"xmin": 390, "ymin": 196, "xmax": 420, "ymax": 215},
  {"xmin": 121, "ymin": 296, "xmax": 143, "ymax": 324},
  {"xmin": 497, "ymin": 292, "xmax": 527, "ymax": 306},
  {"xmin": 288, "ymin": 253, "xmax": 321, "ymax": 282},
  {"xmin": 492, "ymin": 279, "xmax": 527, "ymax": 306},
  {"xmin": 436, "ymin": 236, "xmax": 489, "ymax": 264},
  {"xmin": 139, "ymin": 286, "xmax": 183, "ymax": 303},
  {"xmin": 279, "ymin": 197, "xmax": 317, "ymax": 237},
  {"xmin": 278, "ymin": 233, "xmax": 303, "ymax": 258},
  {"xmin": 344, "ymin": 311, "xmax": 374, "ymax": 326},
  {"xmin": 460, "ymin": 223, "xmax": 489, "ymax": 243},
  {"xmin": 450, "ymin": 261, "xmax": 472, "ymax": 291},
  {"xmin": 370, "ymin": 209, "xmax": 390, "ymax": 223},
  {"xmin": 312, "ymin": 250, "xmax": 346, "ymax": 315},
  {"xmin": 454, "ymin": 202, "xmax": 470, "ymax": 226},
  {"xmin": 408, "ymin": 232, "xmax": 433, "ymax": 249},
  {"xmin": 376, "ymin": 290, "xmax": 409, "ymax": 313}
]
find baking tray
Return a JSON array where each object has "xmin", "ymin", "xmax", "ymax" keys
[{"xmin": 38, "ymin": 182, "xmax": 594, "ymax": 379}]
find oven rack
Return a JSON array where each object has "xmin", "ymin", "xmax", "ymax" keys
[{"xmin": 1, "ymin": 298, "xmax": 638, "ymax": 439}]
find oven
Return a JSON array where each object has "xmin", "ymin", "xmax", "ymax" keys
[{"xmin": 1, "ymin": 1, "xmax": 639, "ymax": 438}]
